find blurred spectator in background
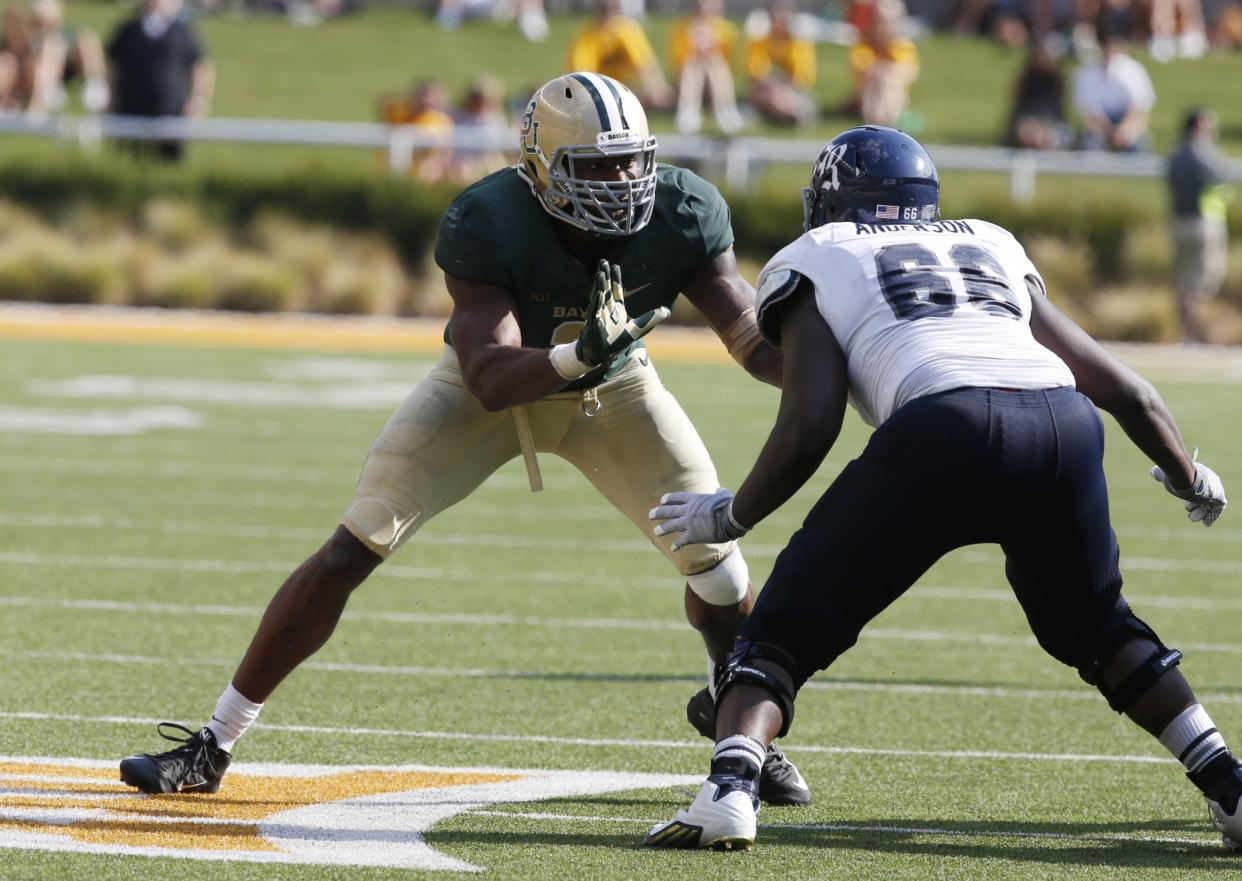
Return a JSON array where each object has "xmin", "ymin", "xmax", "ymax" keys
[
  {"xmin": 568, "ymin": 0, "xmax": 673, "ymax": 109},
  {"xmin": 435, "ymin": 0, "xmax": 491, "ymax": 30},
  {"xmin": 1148, "ymin": 0, "xmax": 1208, "ymax": 60},
  {"xmin": 847, "ymin": 0, "xmax": 918, "ymax": 126},
  {"xmin": 1167, "ymin": 107, "xmax": 1230, "ymax": 342},
  {"xmin": 436, "ymin": 0, "xmax": 547, "ymax": 41},
  {"xmin": 669, "ymin": 0, "xmax": 741, "ymax": 133},
  {"xmin": 106, "ymin": 0, "xmax": 213, "ymax": 161},
  {"xmin": 1211, "ymin": 2, "xmax": 1242, "ymax": 48},
  {"xmin": 32, "ymin": 0, "xmax": 108, "ymax": 113},
  {"xmin": 746, "ymin": 1, "xmax": 816, "ymax": 126},
  {"xmin": 380, "ymin": 77, "xmax": 454, "ymax": 184},
  {"xmin": 0, "ymin": 5, "xmax": 36, "ymax": 111},
  {"xmin": 449, "ymin": 74, "xmax": 509, "ymax": 184},
  {"xmin": 4, "ymin": 0, "xmax": 109, "ymax": 117},
  {"xmin": 1072, "ymin": 32, "xmax": 1153, "ymax": 151},
  {"xmin": 952, "ymin": 0, "xmax": 1063, "ymax": 49},
  {"xmin": 1006, "ymin": 36, "xmax": 1072, "ymax": 149}
]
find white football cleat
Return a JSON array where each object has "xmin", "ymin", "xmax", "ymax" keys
[
  {"xmin": 1208, "ymin": 797, "xmax": 1242, "ymax": 851},
  {"xmin": 645, "ymin": 778, "xmax": 758, "ymax": 850}
]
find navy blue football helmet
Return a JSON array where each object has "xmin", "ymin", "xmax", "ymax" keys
[{"xmin": 801, "ymin": 126, "xmax": 940, "ymax": 230}]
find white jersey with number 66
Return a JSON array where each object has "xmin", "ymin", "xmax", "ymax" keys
[{"xmin": 755, "ymin": 218, "xmax": 1076, "ymax": 428}]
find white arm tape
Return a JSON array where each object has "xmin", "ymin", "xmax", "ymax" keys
[{"xmin": 549, "ymin": 343, "xmax": 591, "ymax": 381}]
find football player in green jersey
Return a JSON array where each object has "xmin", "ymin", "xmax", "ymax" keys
[{"xmin": 117, "ymin": 71, "xmax": 811, "ymax": 807}]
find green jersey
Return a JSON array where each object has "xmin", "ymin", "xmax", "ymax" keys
[{"xmin": 434, "ymin": 164, "xmax": 734, "ymax": 387}]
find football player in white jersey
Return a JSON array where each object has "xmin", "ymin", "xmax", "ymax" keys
[{"xmin": 645, "ymin": 125, "xmax": 1234, "ymax": 851}]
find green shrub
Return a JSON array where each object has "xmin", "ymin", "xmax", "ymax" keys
[
  {"xmin": 0, "ymin": 153, "xmax": 456, "ymax": 271},
  {"xmin": 215, "ymin": 256, "xmax": 299, "ymax": 312},
  {"xmin": 0, "ymin": 229, "xmax": 115, "ymax": 304},
  {"xmin": 0, "ymin": 150, "xmax": 1233, "ymax": 339},
  {"xmin": 142, "ymin": 198, "xmax": 214, "ymax": 252},
  {"xmin": 1087, "ymin": 288, "xmax": 1177, "ymax": 343},
  {"xmin": 138, "ymin": 252, "xmax": 219, "ymax": 309}
]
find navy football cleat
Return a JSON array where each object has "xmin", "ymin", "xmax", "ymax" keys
[
  {"xmin": 686, "ymin": 687, "xmax": 812, "ymax": 807},
  {"xmin": 119, "ymin": 723, "xmax": 232, "ymax": 794},
  {"xmin": 1190, "ymin": 751, "xmax": 1242, "ymax": 850}
]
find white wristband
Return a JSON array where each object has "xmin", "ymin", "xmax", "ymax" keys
[
  {"xmin": 725, "ymin": 501, "xmax": 751, "ymax": 538},
  {"xmin": 549, "ymin": 343, "xmax": 591, "ymax": 381}
]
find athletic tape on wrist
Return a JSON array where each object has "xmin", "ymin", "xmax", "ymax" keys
[
  {"xmin": 548, "ymin": 343, "xmax": 591, "ymax": 381},
  {"xmin": 720, "ymin": 308, "xmax": 766, "ymax": 369}
]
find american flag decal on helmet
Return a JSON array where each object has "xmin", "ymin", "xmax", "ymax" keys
[{"xmin": 875, "ymin": 204, "xmax": 900, "ymax": 220}]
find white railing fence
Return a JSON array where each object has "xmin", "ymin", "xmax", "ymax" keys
[{"xmin": 2, "ymin": 113, "xmax": 1240, "ymax": 201}]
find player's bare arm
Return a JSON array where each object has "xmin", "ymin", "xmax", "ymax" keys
[
  {"xmin": 1028, "ymin": 290, "xmax": 1195, "ymax": 486},
  {"xmin": 448, "ymin": 262, "xmax": 669, "ymax": 411},
  {"xmin": 1030, "ymin": 291, "xmax": 1227, "ymax": 526},
  {"xmin": 731, "ymin": 279, "xmax": 848, "ymax": 527},
  {"xmin": 445, "ymin": 273, "xmax": 569, "ymax": 411},
  {"xmin": 650, "ymin": 279, "xmax": 845, "ymax": 549},
  {"xmin": 682, "ymin": 246, "xmax": 783, "ymax": 387}
]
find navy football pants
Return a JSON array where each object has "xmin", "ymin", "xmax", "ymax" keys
[{"xmin": 740, "ymin": 386, "xmax": 1127, "ymax": 690}]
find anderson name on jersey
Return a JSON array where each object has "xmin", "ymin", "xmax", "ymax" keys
[{"xmin": 755, "ymin": 219, "xmax": 1075, "ymax": 427}]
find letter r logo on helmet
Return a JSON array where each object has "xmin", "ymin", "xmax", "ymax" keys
[{"xmin": 802, "ymin": 126, "xmax": 940, "ymax": 230}]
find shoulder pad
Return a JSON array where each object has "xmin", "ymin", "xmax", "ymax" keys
[
  {"xmin": 755, "ymin": 268, "xmax": 807, "ymax": 347},
  {"xmin": 962, "ymin": 218, "xmax": 1019, "ymax": 244}
]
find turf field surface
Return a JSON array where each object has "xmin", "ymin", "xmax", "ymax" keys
[{"xmin": 1, "ymin": 304, "xmax": 1241, "ymax": 880}]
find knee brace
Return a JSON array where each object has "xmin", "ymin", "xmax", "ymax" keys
[
  {"xmin": 714, "ymin": 639, "xmax": 799, "ymax": 738},
  {"xmin": 1078, "ymin": 610, "xmax": 1182, "ymax": 714},
  {"xmin": 686, "ymin": 549, "xmax": 749, "ymax": 606}
]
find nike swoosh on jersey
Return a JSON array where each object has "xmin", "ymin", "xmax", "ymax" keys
[{"xmin": 624, "ymin": 283, "xmax": 652, "ymax": 298}]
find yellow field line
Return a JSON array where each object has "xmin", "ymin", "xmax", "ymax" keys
[{"xmin": 0, "ymin": 305, "xmax": 732, "ymax": 364}]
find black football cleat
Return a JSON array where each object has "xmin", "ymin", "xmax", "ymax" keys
[
  {"xmin": 686, "ymin": 687, "xmax": 812, "ymax": 807},
  {"xmin": 758, "ymin": 743, "xmax": 811, "ymax": 806},
  {"xmin": 119, "ymin": 723, "xmax": 232, "ymax": 794}
]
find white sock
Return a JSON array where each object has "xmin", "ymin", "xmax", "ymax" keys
[
  {"xmin": 711, "ymin": 734, "xmax": 766, "ymax": 774},
  {"xmin": 205, "ymin": 683, "xmax": 264, "ymax": 753},
  {"xmin": 1159, "ymin": 704, "xmax": 1228, "ymax": 774}
]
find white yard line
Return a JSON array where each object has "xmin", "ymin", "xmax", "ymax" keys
[
  {"xmin": 0, "ymin": 541, "xmax": 1239, "ymax": 599},
  {"xmin": 464, "ymin": 808, "xmax": 1219, "ymax": 848},
  {"xmin": 6, "ymin": 646, "xmax": 1242, "ymax": 705},
  {"xmin": 0, "ymin": 710, "xmax": 1179, "ymax": 766},
  {"xmin": 1, "ymin": 591, "xmax": 1240, "ymax": 654},
  {"xmin": 2, "ymin": 512, "xmax": 1242, "ymax": 558},
  {"xmin": 0, "ymin": 590, "xmax": 1233, "ymax": 656}
]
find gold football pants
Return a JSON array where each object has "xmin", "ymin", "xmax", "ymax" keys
[{"xmin": 342, "ymin": 347, "xmax": 736, "ymax": 577}]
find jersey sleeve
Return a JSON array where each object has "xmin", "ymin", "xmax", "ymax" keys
[
  {"xmin": 754, "ymin": 240, "xmax": 810, "ymax": 346},
  {"xmin": 790, "ymin": 39, "xmax": 816, "ymax": 88},
  {"xmin": 618, "ymin": 21, "xmax": 656, "ymax": 68},
  {"xmin": 745, "ymin": 37, "xmax": 771, "ymax": 81},
  {"xmin": 183, "ymin": 24, "xmax": 206, "ymax": 64},
  {"xmin": 434, "ymin": 190, "xmax": 502, "ymax": 285},
  {"xmin": 681, "ymin": 171, "xmax": 734, "ymax": 260},
  {"xmin": 567, "ymin": 29, "xmax": 599, "ymax": 71},
  {"xmin": 105, "ymin": 20, "xmax": 130, "ymax": 61}
]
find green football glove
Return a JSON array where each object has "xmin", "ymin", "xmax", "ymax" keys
[{"xmin": 548, "ymin": 259, "xmax": 670, "ymax": 381}]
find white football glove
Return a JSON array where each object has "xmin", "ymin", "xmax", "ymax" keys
[
  {"xmin": 1151, "ymin": 451, "xmax": 1227, "ymax": 527},
  {"xmin": 649, "ymin": 488, "xmax": 749, "ymax": 551}
]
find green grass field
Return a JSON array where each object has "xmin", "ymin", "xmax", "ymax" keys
[{"xmin": 0, "ymin": 316, "xmax": 1240, "ymax": 879}]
